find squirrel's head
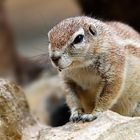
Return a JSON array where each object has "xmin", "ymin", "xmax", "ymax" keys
[{"xmin": 48, "ymin": 16, "xmax": 110, "ymax": 70}]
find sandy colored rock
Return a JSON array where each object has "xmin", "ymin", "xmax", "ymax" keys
[
  {"xmin": 0, "ymin": 78, "xmax": 140, "ymax": 140},
  {"xmin": 38, "ymin": 111, "xmax": 140, "ymax": 140},
  {"xmin": 0, "ymin": 79, "xmax": 37, "ymax": 139}
]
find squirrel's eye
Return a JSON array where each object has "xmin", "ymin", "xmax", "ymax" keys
[{"xmin": 73, "ymin": 34, "xmax": 84, "ymax": 44}]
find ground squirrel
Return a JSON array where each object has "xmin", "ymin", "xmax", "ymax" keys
[{"xmin": 48, "ymin": 16, "xmax": 140, "ymax": 122}]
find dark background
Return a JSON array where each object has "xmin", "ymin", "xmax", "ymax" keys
[{"xmin": 77, "ymin": 0, "xmax": 140, "ymax": 32}]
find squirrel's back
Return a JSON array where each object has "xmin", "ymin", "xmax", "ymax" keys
[{"xmin": 106, "ymin": 21, "xmax": 140, "ymax": 41}]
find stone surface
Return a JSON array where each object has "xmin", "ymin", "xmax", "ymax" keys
[
  {"xmin": 0, "ymin": 79, "xmax": 38, "ymax": 140},
  {"xmin": 38, "ymin": 111, "xmax": 140, "ymax": 140},
  {"xmin": 0, "ymin": 79, "xmax": 140, "ymax": 140}
]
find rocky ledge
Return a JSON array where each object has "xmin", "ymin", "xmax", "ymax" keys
[{"xmin": 0, "ymin": 79, "xmax": 140, "ymax": 140}]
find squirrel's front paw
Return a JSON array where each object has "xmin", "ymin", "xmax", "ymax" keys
[
  {"xmin": 80, "ymin": 110, "xmax": 103, "ymax": 122},
  {"xmin": 81, "ymin": 114, "xmax": 97, "ymax": 122},
  {"xmin": 70, "ymin": 111, "xmax": 82, "ymax": 122}
]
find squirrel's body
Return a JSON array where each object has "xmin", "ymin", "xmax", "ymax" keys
[{"xmin": 48, "ymin": 16, "xmax": 140, "ymax": 122}]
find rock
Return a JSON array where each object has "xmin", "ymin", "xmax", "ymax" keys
[
  {"xmin": 0, "ymin": 79, "xmax": 42, "ymax": 140},
  {"xmin": 0, "ymin": 78, "xmax": 140, "ymax": 140},
  {"xmin": 38, "ymin": 111, "xmax": 140, "ymax": 140}
]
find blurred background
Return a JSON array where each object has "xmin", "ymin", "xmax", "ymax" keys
[{"xmin": 0, "ymin": 0, "xmax": 140, "ymax": 126}]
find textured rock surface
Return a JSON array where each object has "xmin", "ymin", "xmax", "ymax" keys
[
  {"xmin": 0, "ymin": 79, "xmax": 140, "ymax": 140},
  {"xmin": 0, "ymin": 79, "xmax": 39, "ymax": 140},
  {"xmin": 38, "ymin": 111, "xmax": 140, "ymax": 140}
]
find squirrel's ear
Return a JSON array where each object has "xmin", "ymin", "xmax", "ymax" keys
[{"xmin": 89, "ymin": 25, "xmax": 97, "ymax": 36}]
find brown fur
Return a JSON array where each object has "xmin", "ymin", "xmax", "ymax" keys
[{"xmin": 48, "ymin": 16, "xmax": 140, "ymax": 122}]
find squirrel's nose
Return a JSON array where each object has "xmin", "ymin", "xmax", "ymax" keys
[{"xmin": 51, "ymin": 56, "xmax": 61, "ymax": 65}]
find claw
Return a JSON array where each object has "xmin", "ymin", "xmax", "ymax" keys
[
  {"xmin": 81, "ymin": 114, "xmax": 97, "ymax": 122},
  {"xmin": 70, "ymin": 112, "xmax": 98, "ymax": 123},
  {"xmin": 70, "ymin": 112, "xmax": 82, "ymax": 122}
]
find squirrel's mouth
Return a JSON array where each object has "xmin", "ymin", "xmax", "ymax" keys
[
  {"xmin": 58, "ymin": 60, "xmax": 93, "ymax": 71},
  {"xmin": 57, "ymin": 64, "xmax": 71, "ymax": 71},
  {"xmin": 56, "ymin": 62, "xmax": 72, "ymax": 71},
  {"xmin": 55, "ymin": 58, "xmax": 73, "ymax": 70},
  {"xmin": 57, "ymin": 61, "xmax": 82, "ymax": 71}
]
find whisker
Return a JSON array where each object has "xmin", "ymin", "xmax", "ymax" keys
[
  {"xmin": 26, "ymin": 53, "xmax": 51, "ymax": 67},
  {"xmin": 33, "ymin": 46, "xmax": 47, "ymax": 52}
]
